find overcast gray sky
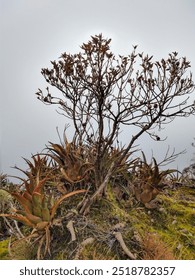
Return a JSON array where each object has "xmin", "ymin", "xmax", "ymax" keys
[{"xmin": 1, "ymin": 0, "xmax": 195, "ymax": 182}]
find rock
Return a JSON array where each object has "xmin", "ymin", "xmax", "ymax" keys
[{"xmin": 159, "ymin": 207, "xmax": 166, "ymax": 213}]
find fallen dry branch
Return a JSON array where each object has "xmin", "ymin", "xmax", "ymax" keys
[
  {"xmin": 112, "ymin": 223, "xmax": 136, "ymax": 260},
  {"xmin": 66, "ymin": 220, "xmax": 76, "ymax": 242}
]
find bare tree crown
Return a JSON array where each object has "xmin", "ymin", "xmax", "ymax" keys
[{"xmin": 37, "ymin": 34, "xmax": 195, "ymax": 148}]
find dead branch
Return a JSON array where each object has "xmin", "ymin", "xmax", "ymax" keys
[
  {"xmin": 37, "ymin": 34, "xmax": 195, "ymax": 214},
  {"xmin": 66, "ymin": 220, "xmax": 76, "ymax": 242},
  {"xmin": 112, "ymin": 223, "xmax": 136, "ymax": 260}
]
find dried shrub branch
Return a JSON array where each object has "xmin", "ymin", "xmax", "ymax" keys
[{"xmin": 35, "ymin": 34, "xmax": 195, "ymax": 213}]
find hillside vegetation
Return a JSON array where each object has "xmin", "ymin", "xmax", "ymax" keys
[
  {"xmin": 0, "ymin": 139, "xmax": 194, "ymax": 260},
  {"xmin": 1, "ymin": 34, "xmax": 194, "ymax": 260}
]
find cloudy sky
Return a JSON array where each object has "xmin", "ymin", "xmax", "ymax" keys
[{"xmin": 1, "ymin": 0, "xmax": 195, "ymax": 182}]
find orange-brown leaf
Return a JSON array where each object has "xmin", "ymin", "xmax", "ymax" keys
[
  {"xmin": 23, "ymin": 191, "xmax": 32, "ymax": 202},
  {"xmin": 36, "ymin": 221, "xmax": 49, "ymax": 231},
  {"xmin": 0, "ymin": 213, "xmax": 34, "ymax": 227},
  {"xmin": 11, "ymin": 193, "xmax": 32, "ymax": 213},
  {"xmin": 25, "ymin": 212, "xmax": 42, "ymax": 225},
  {"xmin": 33, "ymin": 178, "xmax": 48, "ymax": 194},
  {"xmin": 50, "ymin": 189, "xmax": 86, "ymax": 219}
]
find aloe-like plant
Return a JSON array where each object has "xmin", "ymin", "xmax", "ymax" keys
[
  {"xmin": 12, "ymin": 155, "xmax": 53, "ymax": 190},
  {"xmin": 130, "ymin": 152, "xmax": 177, "ymax": 206},
  {"xmin": 0, "ymin": 176, "xmax": 86, "ymax": 259},
  {"xmin": 46, "ymin": 135, "xmax": 94, "ymax": 186}
]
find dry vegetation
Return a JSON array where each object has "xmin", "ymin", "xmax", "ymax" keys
[
  {"xmin": 0, "ymin": 140, "xmax": 195, "ymax": 260},
  {"xmin": 0, "ymin": 34, "xmax": 195, "ymax": 259}
]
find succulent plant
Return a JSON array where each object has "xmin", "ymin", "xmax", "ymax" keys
[
  {"xmin": 46, "ymin": 136, "xmax": 94, "ymax": 186},
  {"xmin": 0, "ymin": 176, "xmax": 86, "ymax": 259},
  {"xmin": 129, "ymin": 152, "xmax": 177, "ymax": 207},
  {"xmin": 12, "ymin": 155, "xmax": 53, "ymax": 190}
]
